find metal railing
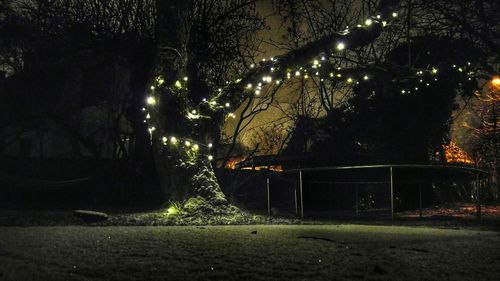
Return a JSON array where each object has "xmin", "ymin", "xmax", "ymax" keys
[{"xmin": 266, "ymin": 164, "xmax": 489, "ymax": 220}]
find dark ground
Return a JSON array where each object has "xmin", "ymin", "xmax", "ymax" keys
[
  {"xmin": 1, "ymin": 225, "xmax": 499, "ymax": 281},
  {"xmin": 1, "ymin": 204, "xmax": 499, "ymax": 280}
]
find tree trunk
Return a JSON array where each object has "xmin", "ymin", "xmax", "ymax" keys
[{"xmin": 149, "ymin": 0, "xmax": 230, "ymax": 213}]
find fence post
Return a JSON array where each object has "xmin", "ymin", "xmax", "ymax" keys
[
  {"xmin": 294, "ymin": 182, "xmax": 298, "ymax": 216},
  {"xmin": 390, "ymin": 166, "xmax": 394, "ymax": 220},
  {"xmin": 299, "ymin": 171, "xmax": 304, "ymax": 219},
  {"xmin": 266, "ymin": 177, "xmax": 270, "ymax": 216},
  {"xmin": 476, "ymin": 173, "xmax": 481, "ymax": 220},
  {"xmin": 355, "ymin": 184, "xmax": 359, "ymax": 216},
  {"xmin": 418, "ymin": 182, "xmax": 422, "ymax": 218}
]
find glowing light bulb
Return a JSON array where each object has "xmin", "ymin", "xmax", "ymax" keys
[
  {"xmin": 225, "ymin": 102, "xmax": 230, "ymax": 108},
  {"xmin": 185, "ymin": 140, "xmax": 191, "ymax": 147},
  {"xmin": 183, "ymin": 76, "xmax": 188, "ymax": 81},
  {"xmin": 336, "ymin": 42, "xmax": 345, "ymax": 51},
  {"xmin": 491, "ymin": 76, "xmax": 500, "ymax": 88},
  {"xmin": 170, "ymin": 137, "xmax": 177, "ymax": 144},
  {"xmin": 365, "ymin": 19, "xmax": 372, "ymax": 26},
  {"xmin": 295, "ymin": 71, "xmax": 301, "ymax": 76},
  {"xmin": 247, "ymin": 83, "xmax": 253, "ymax": 89},
  {"xmin": 262, "ymin": 76, "xmax": 272, "ymax": 83},
  {"xmin": 150, "ymin": 86, "xmax": 155, "ymax": 90},
  {"xmin": 193, "ymin": 144, "xmax": 199, "ymax": 151},
  {"xmin": 363, "ymin": 75, "xmax": 369, "ymax": 80},
  {"xmin": 208, "ymin": 143, "xmax": 213, "ymax": 148},
  {"xmin": 392, "ymin": 12, "xmax": 398, "ymax": 17},
  {"xmin": 146, "ymin": 96, "xmax": 156, "ymax": 105},
  {"xmin": 208, "ymin": 155, "xmax": 214, "ymax": 161},
  {"xmin": 347, "ymin": 78, "xmax": 353, "ymax": 83}
]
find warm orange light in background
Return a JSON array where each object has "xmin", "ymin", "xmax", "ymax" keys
[
  {"xmin": 443, "ymin": 140, "xmax": 474, "ymax": 165},
  {"xmin": 242, "ymin": 165, "xmax": 283, "ymax": 172},
  {"xmin": 225, "ymin": 156, "xmax": 245, "ymax": 170},
  {"xmin": 491, "ymin": 76, "xmax": 500, "ymax": 88},
  {"xmin": 224, "ymin": 155, "xmax": 283, "ymax": 172}
]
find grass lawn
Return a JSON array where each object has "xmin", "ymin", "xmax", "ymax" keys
[{"xmin": 0, "ymin": 225, "xmax": 499, "ymax": 281}]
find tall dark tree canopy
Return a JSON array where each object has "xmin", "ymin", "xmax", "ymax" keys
[
  {"xmin": 1, "ymin": 0, "xmax": 496, "ymax": 213},
  {"xmin": 308, "ymin": 36, "xmax": 481, "ymax": 165}
]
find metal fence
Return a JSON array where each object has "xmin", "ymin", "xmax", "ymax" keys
[{"xmin": 266, "ymin": 164, "xmax": 490, "ymax": 220}]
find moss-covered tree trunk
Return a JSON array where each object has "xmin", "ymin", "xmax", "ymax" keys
[{"xmin": 147, "ymin": 0, "xmax": 231, "ymax": 214}]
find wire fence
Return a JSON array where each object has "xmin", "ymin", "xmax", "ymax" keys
[{"xmin": 265, "ymin": 165, "xmax": 490, "ymax": 220}]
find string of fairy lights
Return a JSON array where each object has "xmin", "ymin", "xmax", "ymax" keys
[{"xmin": 142, "ymin": 4, "xmax": 479, "ymax": 162}]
